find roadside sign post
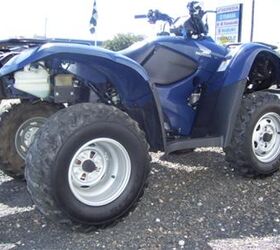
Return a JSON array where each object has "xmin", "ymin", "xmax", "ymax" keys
[{"xmin": 215, "ymin": 4, "xmax": 243, "ymax": 44}]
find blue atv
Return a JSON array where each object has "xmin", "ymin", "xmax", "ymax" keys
[{"xmin": 1, "ymin": 1, "xmax": 280, "ymax": 228}]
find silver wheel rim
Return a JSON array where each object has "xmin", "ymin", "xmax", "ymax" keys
[
  {"xmin": 15, "ymin": 117, "xmax": 47, "ymax": 159},
  {"xmin": 252, "ymin": 112, "xmax": 280, "ymax": 163},
  {"xmin": 68, "ymin": 138, "xmax": 131, "ymax": 206}
]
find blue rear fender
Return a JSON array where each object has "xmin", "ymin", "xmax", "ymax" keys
[
  {"xmin": 0, "ymin": 43, "xmax": 164, "ymax": 151},
  {"xmin": 0, "ymin": 43, "xmax": 149, "ymax": 81}
]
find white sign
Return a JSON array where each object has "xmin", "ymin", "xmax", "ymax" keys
[{"xmin": 216, "ymin": 4, "xmax": 242, "ymax": 44}]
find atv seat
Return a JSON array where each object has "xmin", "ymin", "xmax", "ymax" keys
[{"xmin": 120, "ymin": 42, "xmax": 156, "ymax": 65}]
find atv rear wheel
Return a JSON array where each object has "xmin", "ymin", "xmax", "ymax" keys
[
  {"xmin": 0, "ymin": 102, "xmax": 60, "ymax": 179},
  {"xmin": 25, "ymin": 103, "xmax": 150, "ymax": 228},
  {"xmin": 225, "ymin": 92, "xmax": 280, "ymax": 177}
]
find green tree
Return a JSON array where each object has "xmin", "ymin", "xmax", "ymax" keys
[{"xmin": 103, "ymin": 33, "xmax": 144, "ymax": 51}]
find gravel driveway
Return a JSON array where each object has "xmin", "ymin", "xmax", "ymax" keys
[{"xmin": 1, "ymin": 148, "xmax": 280, "ymax": 249}]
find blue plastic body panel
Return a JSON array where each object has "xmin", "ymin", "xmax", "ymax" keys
[
  {"xmin": 1, "ymin": 37, "xmax": 279, "ymax": 150},
  {"xmin": 191, "ymin": 42, "xmax": 280, "ymax": 145},
  {"xmin": 151, "ymin": 36, "xmax": 227, "ymax": 135},
  {"xmin": 0, "ymin": 43, "xmax": 164, "ymax": 150},
  {"xmin": 206, "ymin": 43, "xmax": 280, "ymax": 92},
  {"xmin": 0, "ymin": 43, "xmax": 148, "ymax": 81}
]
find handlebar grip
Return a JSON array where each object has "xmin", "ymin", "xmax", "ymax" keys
[{"xmin": 134, "ymin": 15, "xmax": 147, "ymax": 19}]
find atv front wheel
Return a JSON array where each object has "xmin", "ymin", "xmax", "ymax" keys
[
  {"xmin": 0, "ymin": 102, "xmax": 60, "ymax": 179},
  {"xmin": 225, "ymin": 92, "xmax": 280, "ymax": 177},
  {"xmin": 25, "ymin": 103, "xmax": 150, "ymax": 228}
]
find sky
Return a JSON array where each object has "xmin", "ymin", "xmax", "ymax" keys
[{"xmin": 0, "ymin": 0, "xmax": 279, "ymax": 44}]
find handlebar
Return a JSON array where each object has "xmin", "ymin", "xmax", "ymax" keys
[
  {"xmin": 135, "ymin": 1, "xmax": 215, "ymax": 38},
  {"xmin": 134, "ymin": 15, "xmax": 147, "ymax": 19},
  {"xmin": 135, "ymin": 10, "xmax": 174, "ymax": 25}
]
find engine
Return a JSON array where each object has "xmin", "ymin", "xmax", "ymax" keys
[{"xmin": 12, "ymin": 60, "xmax": 121, "ymax": 106}]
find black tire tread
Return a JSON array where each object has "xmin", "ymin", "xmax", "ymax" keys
[
  {"xmin": 25, "ymin": 103, "xmax": 150, "ymax": 230},
  {"xmin": 225, "ymin": 92, "xmax": 280, "ymax": 177},
  {"xmin": 0, "ymin": 101, "xmax": 61, "ymax": 179}
]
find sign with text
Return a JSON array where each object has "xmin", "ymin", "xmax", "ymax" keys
[{"xmin": 215, "ymin": 4, "xmax": 243, "ymax": 44}]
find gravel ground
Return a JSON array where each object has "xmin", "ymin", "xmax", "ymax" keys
[{"xmin": 1, "ymin": 148, "xmax": 280, "ymax": 249}]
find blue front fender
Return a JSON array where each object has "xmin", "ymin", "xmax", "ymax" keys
[
  {"xmin": 215, "ymin": 43, "xmax": 280, "ymax": 146},
  {"xmin": 193, "ymin": 43, "xmax": 280, "ymax": 147},
  {"xmin": 224, "ymin": 43, "xmax": 280, "ymax": 86}
]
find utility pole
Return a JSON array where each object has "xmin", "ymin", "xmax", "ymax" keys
[
  {"xmin": 250, "ymin": 0, "xmax": 255, "ymax": 42},
  {"xmin": 44, "ymin": 18, "xmax": 48, "ymax": 38}
]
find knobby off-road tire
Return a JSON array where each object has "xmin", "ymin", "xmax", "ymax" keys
[
  {"xmin": 225, "ymin": 92, "xmax": 280, "ymax": 177},
  {"xmin": 25, "ymin": 103, "xmax": 150, "ymax": 229},
  {"xmin": 0, "ymin": 102, "xmax": 60, "ymax": 179}
]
